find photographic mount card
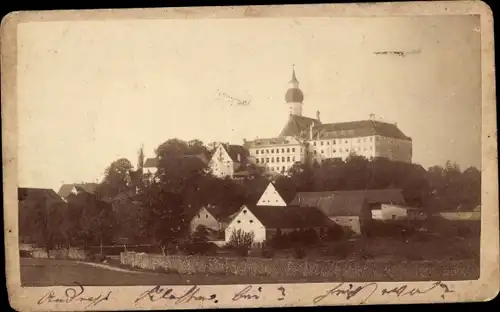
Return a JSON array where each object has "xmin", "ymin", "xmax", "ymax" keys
[{"xmin": 2, "ymin": 1, "xmax": 498, "ymax": 311}]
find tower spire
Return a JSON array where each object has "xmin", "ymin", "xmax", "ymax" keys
[{"xmin": 285, "ymin": 65, "xmax": 304, "ymax": 116}]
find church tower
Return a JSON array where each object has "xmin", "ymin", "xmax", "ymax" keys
[{"xmin": 285, "ymin": 65, "xmax": 304, "ymax": 116}]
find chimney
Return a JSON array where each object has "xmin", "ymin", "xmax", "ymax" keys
[
  {"xmin": 369, "ymin": 113, "xmax": 375, "ymax": 121},
  {"xmin": 316, "ymin": 110, "xmax": 321, "ymax": 121}
]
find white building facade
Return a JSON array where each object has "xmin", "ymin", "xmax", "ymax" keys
[{"xmin": 244, "ymin": 67, "xmax": 413, "ymax": 173}]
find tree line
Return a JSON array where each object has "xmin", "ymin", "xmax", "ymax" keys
[{"xmin": 19, "ymin": 138, "xmax": 481, "ymax": 254}]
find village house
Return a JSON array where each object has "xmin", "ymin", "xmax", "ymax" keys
[
  {"xmin": 57, "ymin": 183, "xmax": 98, "ymax": 202},
  {"xmin": 289, "ymin": 189, "xmax": 407, "ymax": 235},
  {"xmin": 370, "ymin": 203, "xmax": 427, "ymax": 221},
  {"xmin": 208, "ymin": 143, "xmax": 249, "ymax": 179},
  {"xmin": 256, "ymin": 182, "xmax": 287, "ymax": 206},
  {"xmin": 224, "ymin": 204, "xmax": 334, "ymax": 247},
  {"xmin": 190, "ymin": 204, "xmax": 237, "ymax": 242}
]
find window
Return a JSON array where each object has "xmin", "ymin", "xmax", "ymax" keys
[
  {"xmin": 237, "ymin": 220, "xmax": 241, "ymax": 223},
  {"xmin": 271, "ymin": 157, "xmax": 274, "ymax": 163},
  {"xmin": 276, "ymin": 157, "xmax": 280, "ymax": 163},
  {"xmin": 313, "ymin": 151, "xmax": 317, "ymax": 155},
  {"xmin": 346, "ymin": 149, "xmax": 349, "ymax": 152},
  {"xmin": 313, "ymin": 142, "xmax": 316, "ymax": 146},
  {"xmin": 243, "ymin": 210, "xmax": 247, "ymax": 214},
  {"xmin": 333, "ymin": 149, "xmax": 336, "ymax": 153},
  {"xmin": 249, "ymin": 220, "xmax": 254, "ymax": 223},
  {"xmin": 287, "ymin": 148, "xmax": 290, "ymax": 153},
  {"xmin": 292, "ymin": 156, "xmax": 295, "ymax": 161},
  {"xmin": 206, "ymin": 214, "xmax": 209, "ymax": 219},
  {"xmin": 321, "ymin": 150, "xmax": 324, "ymax": 154},
  {"xmin": 266, "ymin": 149, "xmax": 269, "ymax": 154},
  {"xmin": 256, "ymin": 159, "xmax": 259, "ymax": 164},
  {"xmin": 282, "ymin": 157, "xmax": 285, "ymax": 162},
  {"xmin": 292, "ymin": 148, "xmax": 295, "ymax": 152},
  {"xmin": 327, "ymin": 141, "xmax": 330, "ymax": 145},
  {"xmin": 271, "ymin": 149, "xmax": 274, "ymax": 153},
  {"xmin": 256, "ymin": 150, "xmax": 259, "ymax": 155},
  {"xmin": 333, "ymin": 140, "xmax": 336, "ymax": 145},
  {"xmin": 266, "ymin": 158, "xmax": 269, "ymax": 163},
  {"xmin": 287, "ymin": 156, "xmax": 290, "ymax": 162},
  {"xmin": 281, "ymin": 148, "xmax": 285, "ymax": 153},
  {"xmin": 282, "ymin": 166, "xmax": 285, "ymax": 171}
]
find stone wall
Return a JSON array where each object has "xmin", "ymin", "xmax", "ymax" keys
[{"xmin": 120, "ymin": 252, "xmax": 479, "ymax": 281}]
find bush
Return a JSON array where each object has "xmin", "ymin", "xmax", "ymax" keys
[
  {"xmin": 292, "ymin": 246, "xmax": 307, "ymax": 259},
  {"xmin": 180, "ymin": 242, "xmax": 218, "ymax": 256},
  {"xmin": 226, "ymin": 229, "xmax": 254, "ymax": 257}
]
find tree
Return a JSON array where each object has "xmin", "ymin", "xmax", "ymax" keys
[
  {"xmin": 192, "ymin": 225, "xmax": 209, "ymax": 243},
  {"xmin": 226, "ymin": 229, "xmax": 255, "ymax": 256},
  {"xmin": 138, "ymin": 182, "xmax": 188, "ymax": 255},
  {"xmin": 66, "ymin": 192, "xmax": 115, "ymax": 251},
  {"xmin": 96, "ymin": 158, "xmax": 134, "ymax": 198},
  {"xmin": 28, "ymin": 199, "xmax": 66, "ymax": 253}
]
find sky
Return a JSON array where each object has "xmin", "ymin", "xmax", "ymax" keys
[{"xmin": 16, "ymin": 15, "xmax": 482, "ymax": 191}]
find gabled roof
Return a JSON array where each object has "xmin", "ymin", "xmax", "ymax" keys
[
  {"xmin": 279, "ymin": 114, "xmax": 321, "ymax": 137},
  {"xmin": 214, "ymin": 144, "xmax": 249, "ymax": 163},
  {"xmin": 239, "ymin": 205, "xmax": 333, "ymax": 229},
  {"xmin": 143, "ymin": 157, "xmax": 159, "ymax": 168},
  {"xmin": 290, "ymin": 189, "xmax": 407, "ymax": 217},
  {"xmin": 19, "ymin": 187, "xmax": 65, "ymax": 204},
  {"xmin": 57, "ymin": 183, "xmax": 98, "ymax": 198},
  {"xmin": 312, "ymin": 120, "xmax": 411, "ymax": 141}
]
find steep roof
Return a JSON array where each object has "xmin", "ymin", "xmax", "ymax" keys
[
  {"xmin": 216, "ymin": 144, "xmax": 249, "ymax": 163},
  {"xmin": 279, "ymin": 114, "xmax": 321, "ymax": 137},
  {"xmin": 143, "ymin": 157, "xmax": 159, "ymax": 168},
  {"xmin": 57, "ymin": 183, "xmax": 98, "ymax": 198},
  {"xmin": 312, "ymin": 120, "xmax": 411, "ymax": 141},
  {"xmin": 19, "ymin": 187, "xmax": 65, "ymax": 204},
  {"xmin": 290, "ymin": 189, "xmax": 407, "ymax": 217},
  {"xmin": 241, "ymin": 205, "xmax": 333, "ymax": 229}
]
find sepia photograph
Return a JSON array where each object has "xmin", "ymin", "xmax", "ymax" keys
[{"xmin": 2, "ymin": 1, "xmax": 498, "ymax": 310}]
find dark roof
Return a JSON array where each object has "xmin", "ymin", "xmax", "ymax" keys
[
  {"xmin": 312, "ymin": 120, "xmax": 411, "ymax": 141},
  {"xmin": 19, "ymin": 187, "xmax": 64, "ymax": 203},
  {"xmin": 241, "ymin": 205, "xmax": 333, "ymax": 229},
  {"xmin": 279, "ymin": 114, "xmax": 321, "ymax": 137},
  {"xmin": 143, "ymin": 157, "xmax": 159, "ymax": 168},
  {"xmin": 225, "ymin": 144, "xmax": 249, "ymax": 163},
  {"xmin": 285, "ymin": 88, "xmax": 304, "ymax": 103},
  {"xmin": 289, "ymin": 189, "xmax": 407, "ymax": 217},
  {"xmin": 57, "ymin": 183, "xmax": 98, "ymax": 198},
  {"xmin": 206, "ymin": 205, "xmax": 238, "ymax": 223}
]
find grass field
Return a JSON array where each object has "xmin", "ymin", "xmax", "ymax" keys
[{"xmin": 20, "ymin": 258, "xmax": 327, "ymax": 286}]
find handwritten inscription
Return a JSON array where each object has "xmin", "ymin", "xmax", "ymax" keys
[
  {"xmin": 381, "ymin": 281, "xmax": 455, "ymax": 299},
  {"xmin": 37, "ymin": 282, "xmax": 112, "ymax": 308},
  {"xmin": 216, "ymin": 89, "xmax": 251, "ymax": 106},
  {"xmin": 135, "ymin": 285, "xmax": 218, "ymax": 305},
  {"xmin": 232, "ymin": 285, "xmax": 262, "ymax": 301},
  {"xmin": 313, "ymin": 282, "xmax": 379, "ymax": 304}
]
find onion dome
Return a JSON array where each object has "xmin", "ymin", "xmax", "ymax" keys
[{"xmin": 285, "ymin": 66, "xmax": 304, "ymax": 103}]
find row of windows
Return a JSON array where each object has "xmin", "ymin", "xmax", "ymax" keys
[
  {"xmin": 312, "ymin": 137, "xmax": 374, "ymax": 147},
  {"xmin": 255, "ymin": 147, "xmax": 299, "ymax": 154},
  {"xmin": 256, "ymin": 156, "xmax": 296, "ymax": 164},
  {"xmin": 313, "ymin": 146, "xmax": 373, "ymax": 154}
]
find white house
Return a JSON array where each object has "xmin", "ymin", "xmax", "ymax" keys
[
  {"xmin": 224, "ymin": 204, "xmax": 333, "ymax": 247},
  {"xmin": 370, "ymin": 204, "xmax": 427, "ymax": 221},
  {"xmin": 256, "ymin": 182, "xmax": 287, "ymax": 206},
  {"xmin": 189, "ymin": 204, "xmax": 239, "ymax": 242},
  {"xmin": 208, "ymin": 143, "xmax": 249, "ymax": 178}
]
